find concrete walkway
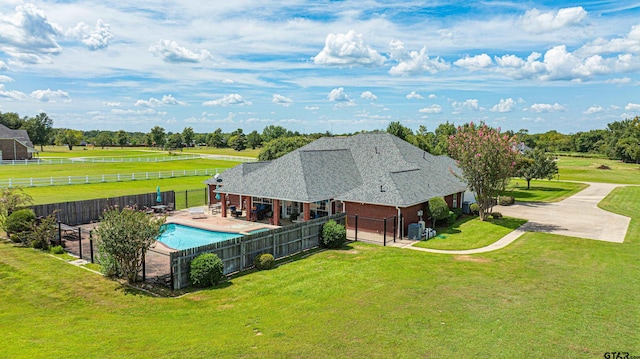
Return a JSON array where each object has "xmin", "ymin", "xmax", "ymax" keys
[{"xmin": 394, "ymin": 182, "xmax": 632, "ymax": 255}]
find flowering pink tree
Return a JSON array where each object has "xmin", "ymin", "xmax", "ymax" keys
[{"xmin": 448, "ymin": 122, "xmax": 518, "ymax": 221}]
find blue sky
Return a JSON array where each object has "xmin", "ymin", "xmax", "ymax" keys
[{"xmin": 1, "ymin": 1, "xmax": 640, "ymax": 135}]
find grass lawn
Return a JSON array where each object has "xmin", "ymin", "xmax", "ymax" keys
[
  {"xmin": 36, "ymin": 145, "xmax": 260, "ymax": 159},
  {"xmin": 1, "ymin": 226, "xmax": 639, "ymax": 358},
  {"xmin": 413, "ymin": 216, "xmax": 527, "ymax": 250},
  {"xmin": 556, "ymin": 155, "xmax": 640, "ymax": 184},
  {"xmin": 502, "ymin": 179, "xmax": 588, "ymax": 202},
  {"xmin": 598, "ymin": 186, "xmax": 640, "ymax": 243}
]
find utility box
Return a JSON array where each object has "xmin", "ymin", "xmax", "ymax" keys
[
  {"xmin": 408, "ymin": 223, "xmax": 421, "ymax": 240},
  {"xmin": 462, "ymin": 201, "xmax": 471, "ymax": 214}
]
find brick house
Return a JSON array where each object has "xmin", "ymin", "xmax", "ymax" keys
[
  {"xmin": 206, "ymin": 133, "xmax": 467, "ymax": 236},
  {"xmin": 0, "ymin": 124, "xmax": 36, "ymax": 160}
]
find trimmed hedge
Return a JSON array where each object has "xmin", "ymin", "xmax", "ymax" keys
[
  {"xmin": 254, "ymin": 253, "xmax": 275, "ymax": 270},
  {"xmin": 469, "ymin": 203, "xmax": 479, "ymax": 216},
  {"xmin": 320, "ymin": 220, "xmax": 346, "ymax": 249},
  {"xmin": 498, "ymin": 196, "xmax": 515, "ymax": 206},
  {"xmin": 190, "ymin": 253, "xmax": 225, "ymax": 287}
]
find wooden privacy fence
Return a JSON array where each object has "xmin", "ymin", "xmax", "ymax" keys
[
  {"xmin": 32, "ymin": 191, "xmax": 176, "ymax": 226},
  {"xmin": 169, "ymin": 213, "xmax": 346, "ymax": 289}
]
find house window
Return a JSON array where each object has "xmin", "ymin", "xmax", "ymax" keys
[
  {"xmin": 310, "ymin": 200, "xmax": 329, "ymax": 218},
  {"xmin": 453, "ymin": 195, "xmax": 458, "ymax": 208}
]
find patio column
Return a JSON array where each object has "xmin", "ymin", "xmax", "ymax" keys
[
  {"xmin": 221, "ymin": 195, "xmax": 227, "ymax": 218},
  {"xmin": 273, "ymin": 199, "xmax": 280, "ymax": 226},
  {"xmin": 246, "ymin": 197, "xmax": 253, "ymax": 221},
  {"xmin": 303, "ymin": 202, "xmax": 311, "ymax": 221}
]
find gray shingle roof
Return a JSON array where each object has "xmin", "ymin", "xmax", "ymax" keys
[
  {"xmin": 214, "ymin": 133, "xmax": 467, "ymax": 207},
  {"xmin": 0, "ymin": 124, "xmax": 34, "ymax": 148}
]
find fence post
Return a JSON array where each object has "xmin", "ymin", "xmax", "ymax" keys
[
  {"xmin": 383, "ymin": 217, "xmax": 387, "ymax": 246},
  {"xmin": 185, "ymin": 190, "xmax": 188, "ymax": 208},
  {"xmin": 89, "ymin": 231, "xmax": 94, "ymax": 263},
  {"xmin": 354, "ymin": 215, "xmax": 358, "ymax": 242},
  {"xmin": 57, "ymin": 221, "xmax": 62, "ymax": 246},
  {"xmin": 78, "ymin": 227, "xmax": 83, "ymax": 259},
  {"xmin": 170, "ymin": 254, "xmax": 174, "ymax": 290},
  {"xmin": 142, "ymin": 252, "xmax": 146, "ymax": 282},
  {"xmin": 393, "ymin": 215, "xmax": 397, "ymax": 243}
]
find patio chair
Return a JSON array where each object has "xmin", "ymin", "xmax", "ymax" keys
[{"xmin": 166, "ymin": 203, "xmax": 174, "ymax": 213}]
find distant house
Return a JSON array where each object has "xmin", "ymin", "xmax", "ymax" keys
[
  {"xmin": 206, "ymin": 133, "xmax": 467, "ymax": 236},
  {"xmin": 0, "ymin": 124, "xmax": 36, "ymax": 160}
]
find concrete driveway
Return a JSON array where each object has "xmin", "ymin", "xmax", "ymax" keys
[{"xmin": 495, "ymin": 182, "xmax": 630, "ymax": 243}]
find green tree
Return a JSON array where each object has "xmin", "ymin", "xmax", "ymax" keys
[
  {"xmin": 94, "ymin": 206, "xmax": 166, "ymax": 283},
  {"xmin": 386, "ymin": 121, "xmax": 413, "ymax": 141},
  {"xmin": 0, "ymin": 187, "xmax": 33, "ymax": 227},
  {"xmin": 0, "ymin": 112, "xmax": 26, "ymax": 129},
  {"xmin": 116, "ymin": 130, "xmax": 129, "ymax": 148},
  {"xmin": 261, "ymin": 125, "xmax": 291, "ymax": 142},
  {"xmin": 149, "ymin": 126, "xmax": 166, "ymax": 148},
  {"xmin": 428, "ymin": 197, "xmax": 449, "ymax": 228},
  {"xmin": 166, "ymin": 133, "xmax": 184, "ymax": 150},
  {"xmin": 55, "ymin": 129, "xmax": 83, "ymax": 150},
  {"xmin": 94, "ymin": 131, "xmax": 113, "ymax": 148},
  {"xmin": 448, "ymin": 122, "xmax": 518, "ymax": 221},
  {"xmin": 258, "ymin": 136, "xmax": 312, "ymax": 161},
  {"xmin": 182, "ymin": 127, "xmax": 195, "ymax": 147},
  {"xmin": 517, "ymin": 148, "xmax": 559, "ymax": 189},
  {"xmin": 247, "ymin": 130, "xmax": 262, "ymax": 149},
  {"xmin": 207, "ymin": 128, "xmax": 224, "ymax": 148},
  {"xmin": 228, "ymin": 133, "xmax": 247, "ymax": 151},
  {"xmin": 24, "ymin": 112, "xmax": 54, "ymax": 151}
]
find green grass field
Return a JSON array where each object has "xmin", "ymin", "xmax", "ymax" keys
[
  {"xmin": 413, "ymin": 216, "xmax": 527, "ymax": 250},
  {"xmin": 556, "ymin": 155, "xmax": 640, "ymax": 184},
  {"xmin": 35, "ymin": 145, "xmax": 261, "ymax": 158},
  {"xmin": 1, "ymin": 152, "xmax": 639, "ymax": 357},
  {"xmin": 502, "ymin": 179, "xmax": 588, "ymax": 202}
]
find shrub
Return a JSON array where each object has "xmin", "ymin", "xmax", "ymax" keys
[
  {"xmin": 451, "ymin": 208, "xmax": 463, "ymax": 219},
  {"xmin": 4, "ymin": 209, "xmax": 35, "ymax": 235},
  {"xmin": 469, "ymin": 203, "xmax": 479, "ymax": 215},
  {"xmin": 447, "ymin": 211, "xmax": 457, "ymax": 224},
  {"xmin": 491, "ymin": 212, "xmax": 503, "ymax": 219},
  {"xmin": 190, "ymin": 253, "xmax": 225, "ymax": 287},
  {"xmin": 254, "ymin": 253, "xmax": 275, "ymax": 270},
  {"xmin": 320, "ymin": 220, "xmax": 346, "ymax": 249},
  {"xmin": 429, "ymin": 197, "xmax": 450, "ymax": 228},
  {"xmin": 498, "ymin": 196, "xmax": 515, "ymax": 206},
  {"xmin": 51, "ymin": 245, "xmax": 64, "ymax": 254}
]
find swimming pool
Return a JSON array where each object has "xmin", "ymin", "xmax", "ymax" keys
[{"xmin": 157, "ymin": 223, "xmax": 243, "ymax": 250}]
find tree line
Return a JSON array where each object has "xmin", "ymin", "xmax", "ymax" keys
[{"xmin": 2, "ymin": 111, "xmax": 638, "ymax": 163}]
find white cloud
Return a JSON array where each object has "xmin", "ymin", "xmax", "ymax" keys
[
  {"xmin": 452, "ymin": 99, "xmax": 482, "ymax": 113},
  {"xmin": 521, "ymin": 7, "xmax": 587, "ymax": 34},
  {"xmin": 454, "ymin": 54, "xmax": 492, "ymax": 70},
  {"xmin": 0, "ymin": 4, "xmax": 62, "ymax": 63},
  {"xmin": 0, "ymin": 75, "xmax": 13, "ymax": 82},
  {"xmin": 0, "ymin": 60, "xmax": 6, "ymax": 71},
  {"xmin": 625, "ymin": 103, "xmax": 640, "ymax": 111},
  {"xmin": 584, "ymin": 106, "xmax": 603, "ymax": 114},
  {"xmin": 66, "ymin": 19, "xmax": 113, "ymax": 50},
  {"xmin": 149, "ymin": 40, "xmax": 214, "ymax": 63},
  {"xmin": 579, "ymin": 24, "xmax": 640, "ymax": 56},
  {"xmin": 360, "ymin": 91, "xmax": 377, "ymax": 101},
  {"xmin": 406, "ymin": 91, "xmax": 424, "ymax": 100},
  {"xmin": 491, "ymin": 98, "xmax": 517, "ymax": 113},
  {"xmin": 418, "ymin": 105, "xmax": 442, "ymax": 114},
  {"xmin": 135, "ymin": 94, "xmax": 186, "ymax": 107},
  {"xmin": 30, "ymin": 89, "xmax": 71, "ymax": 102},
  {"xmin": 203, "ymin": 94, "xmax": 251, "ymax": 106},
  {"xmin": 304, "ymin": 106, "xmax": 319, "ymax": 111},
  {"xmin": 428, "ymin": 94, "xmax": 437, "ymax": 99},
  {"xmin": 389, "ymin": 40, "xmax": 450, "ymax": 76},
  {"xmin": 327, "ymin": 87, "xmax": 352, "ymax": 102},
  {"xmin": 272, "ymin": 94, "xmax": 293, "ymax": 107},
  {"xmin": 111, "ymin": 108, "xmax": 159, "ymax": 115},
  {"xmin": 221, "ymin": 79, "xmax": 234, "ymax": 84},
  {"xmin": 0, "ymin": 84, "xmax": 26, "ymax": 100},
  {"xmin": 104, "ymin": 102, "xmax": 120, "ymax": 107},
  {"xmin": 606, "ymin": 77, "xmax": 631, "ymax": 84},
  {"xmin": 314, "ymin": 30, "xmax": 385, "ymax": 67},
  {"xmin": 529, "ymin": 103, "xmax": 566, "ymax": 113}
]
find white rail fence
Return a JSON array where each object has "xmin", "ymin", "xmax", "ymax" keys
[
  {"xmin": 0, "ymin": 168, "xmax": 221, "ymax": 188},
  {"xmin": 0, "ymin": 153, "xmax": 256, "ymax": 166}
]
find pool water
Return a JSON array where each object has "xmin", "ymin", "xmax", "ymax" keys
[{"xmin": 157, "ymin": 223, "xmax": 242, "ymax": 250}]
